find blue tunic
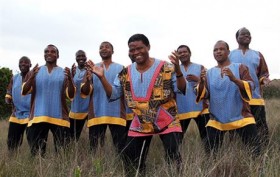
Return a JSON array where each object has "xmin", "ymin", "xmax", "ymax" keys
[
  {"xmin": 197, "ymin": 63, "xmax": 255, "ymax": 131},
  {"xmin": 229, "ymin": 49, "xmax": 263, "ymax": 105},
  {"xmin": 6, "ymin": 74, "xmax": 31, "ymax": 124},
  {"xmin": 69, "ymin": 67, "xmax": 90, "ymax": 119},
  {"xmin": 87, "ymin": 62, "xmax": 126, "ymax": 127},
  {"xmin": 24, "ymin": 66, "xmax": 71, "ymax": 127},
  {"xmin": 176, "ymin": 63, "xmax": 207, "ymax": 120}
]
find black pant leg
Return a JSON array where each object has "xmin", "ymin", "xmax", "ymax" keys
[
  {"xmin": 159, "ymin": 132, "xmax": 182, "ymax": 168},
  {"xmin": 251, "ymin": 105, "xmax": 269, "ymax": 147},
  {"xmin": 27, "ymin": 123, "xmax": 50, "ymax": 156},
  {"xmin": 88, "ymin": 124, "xmax": 107, "ymax": 152},
  {"xmin": 7, "ymin": 122, "xmax": 27, "ymax": 151},
  {"xmin": 205, "ymin": 127, "xmax": 225, "ymax": 155},
  {"xmin": 123, "ymin": 136, "xmax": 152, "ymax": 176},
  {"xmin": 236, "ymin": 124, "xmax": 261, "ymax": 156},
  {"xmin": 69, "ymin": 118, "xmax": 86, "ymax": 141},
  {"xmin": 109, "ymin": 124, "xmax": 127, "ymax": 154},
  {"xmin": 50, "ymin": 124, "xmax": 70, "ymax": 153}
]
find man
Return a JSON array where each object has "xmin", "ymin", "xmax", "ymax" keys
[
  {"xmin": 88, "ymin": 34, "xmax": 186, "ymax": 176},
  {"xmin": 176, "ymin": 45, "xmax": 210, "ymax": 148},
  {"xmin": 69, "ymin": 50, "xmax": 90, "ymax": 141},
  {"xmin": 22, "ymin": 44, "xmax": 75, "ymax": 156},
  {"xmin": 5, "ymin": 56, "xmax": 32, "ymax": 152},
  {"xmin": 81, "ymin": 41, "xmax": 126, "ymax": 154},
  {"xmin": 197, "ymin": 40, "xmax": 260, "ymax": 155},
  {"xmin": 229, "ymin": 27, "xmax": 271, "ymax": 147}
]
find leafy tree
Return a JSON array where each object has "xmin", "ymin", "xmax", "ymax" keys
[{"xmin": 0, "ymin": 67, "xmax": 13, "ymax": 119}]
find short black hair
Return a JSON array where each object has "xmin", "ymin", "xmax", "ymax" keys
[
  {"xmin": 128, "ymin": 34, "xmax": 150, "ymax": 46},
  {"xmin": 177, "ymin": 45, "xmax": 191, "ymax": 55},
  {"xmin": 47, "ymin": 44, "xmax": 59, "ymax": 55},
  {"xmin": 216, "ymin": 40, "xmax": 230, "ymax": 50},
  {"xmin": 19, "ymin": 56, "xmax": 31, "ymax": 63},
  {"xmin": 76, "ymin": 50, "xmax": 86, "ymax": 55},
  {"xmin": 101, "ymin": 41, "xmax": 114, "ymax": 52},
  {"xmin": 235, "ymin": 27, "xmax": 250, "ymax": 39}
]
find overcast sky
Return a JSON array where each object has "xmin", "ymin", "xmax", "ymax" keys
[{"xmin": 1, "ymin": 0, "xmax": 279, "ymax": 79}]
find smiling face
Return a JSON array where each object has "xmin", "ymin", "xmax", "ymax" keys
[
  {"xmin": 236, "ymin": 28, "xmax": 251, "ymax": 46},
  {"xmin": 177, "ymin": 46, "xmax": 191, "ymax": 64},
  {"xmin": 213, "ymin": 41, "xmax": 230, "ymax": 65},
  {"xmin": 128, "ymin": 40, "xmax": 150, "ymax": 65},
  {"xmin": 44, "ymin": 45, "xmax": 59, "ymax": 64},
  {"xmin": 18, "ymin": 57, "xmax": 31, "ymax": 74},
  {"xmin": 99, "ymin": 42, "xmax": 113, "ymax": 60},
  {"xmin": 76, "ymin": 50, "xmax": 87, "ymax": 68}
]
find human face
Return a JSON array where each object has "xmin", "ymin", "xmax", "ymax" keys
[
  {"xmin": 44, "ymin": 45, "xmax": 59, "ymax": 64},
  {"xmin": 76, "ymin": 51, "xmax": 87, "ymax": 68},
  {"xmin": 177, "ymin": 47, "xmax": 191, "ymax": 64},
  {"xmin": 19, "ymin": 58, "xmax": 31, "ymax": 73},
  {"xmin": 213, "ymin": 42, "xmax": 230, "ymax": 64},
  {"xmin": 237, "ymin": 28, "xmax": 251, "ymax": 46},
  {"xmin": 128, "ymin": 40, "xmax": 150, "ymax": 65},
  {"xmin": 99, "ymin": 42, "xmax": 113, "ymax": 60}
]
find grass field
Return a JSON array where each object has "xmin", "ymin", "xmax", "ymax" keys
[{"xmin": 0, "ymin": 99, "xmax": 279, "ymax": 177}]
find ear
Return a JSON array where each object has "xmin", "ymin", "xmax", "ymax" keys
[{"xmin": 147, "ymin": 44, "xmax": 151, "ymax": 51}]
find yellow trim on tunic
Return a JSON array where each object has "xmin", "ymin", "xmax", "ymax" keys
[
  {"xmin": 206, "ymin": 117, "xmax": 256, "ymax": 131},
  {"xmin": 5, "ymin": 94, "xmax": 12, "ymax": 99},
  {"xmin": 178, "ymin": 109, "xmax": 210, "ymax": 120},
  {"xmin": 178, "ymin": 108, "xmax": 209, "ymax": 120},
  {"xmin": 69, "ymin": 111, "xmax": 88, "ymax": 120},
  {"xmin": 66, "ymin": 86, "xmax": 76, "ymax": 101},
  {"xmin": 242, "ymin": 81, "xmax": 252, "ymax": 102},
  {"xmin": 201, "ymin": 108, "xmax": 209, "ymax": 114},
  {"xmin": 196, "ymin": 84, "xmax": 206, "ymax": 104},
  {"xmin": 178, "ymin": 111, "xmax": 201, "ymax": 120},
  {"xmin": 126, "ymin": 113, "xmax": 134, "ymax": 121},
  {"xmin": 9, "ymin": 117, "xmax": 29, "ymax": 124},
  {"xmin": 249, "ymin": 98, "xmax": 265, "ymax": 105},
  {"xmin": 21, "ymin": 82, "xmax": 32, "ymax": 95},
  {"xmin": 28, "ymin": 116, "xmax": 70, "ymax": 127},
  {"xmin": 80, "ymin": 83, "xmax": 92, "ymax": 98},
  {"xmin": 87, "ymin": 116, "xmax": 126, "ymax": 127},
  {"xmin": 259, "ymin": 77, "xmax": 265, "ymax": 84}
]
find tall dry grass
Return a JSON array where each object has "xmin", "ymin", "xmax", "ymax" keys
[{"xmin": 0, "ymin": 99, "xmax": 280, "ymax": 177}]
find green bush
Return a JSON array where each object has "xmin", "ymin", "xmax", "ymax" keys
[
  {"xmin": 0, "ymin": 67, "xmax": 13, "ymax": 119},
  {"xmin": 263, "ymin": 79, "xmax": 280, "ymax": 99}
]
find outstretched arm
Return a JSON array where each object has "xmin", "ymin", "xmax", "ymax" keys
[
  {"xmin": 169, "ymin": 51, "xmax": 186, "ymax": 93},
  {"xmin": 64, "ymin": 67, "xmax": 76, "ymax": 99},
  {"xmin": 22, "ymin": 64, "xmax": 39, "ymax": 95},
  {"xmin": 87, "ymin": 60, "xmax": 113, "ymax": 97}
]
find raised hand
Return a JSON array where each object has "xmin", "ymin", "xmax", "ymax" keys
[
  {"xmin": 64, "ymin": 67, "xmax": 72, "ymax": 81},
  {"xmin": 222, "ymin": 67, "xmax": 236, "ymax": 82},
  {"xmin": 168, "ymin": 50, "xmax": 180, "ymax": 67},
  {"xmin": 186, "ymin": 74, "xmax": 199, "ymax": 82},
  {"xmin": 30, "ymin": 64, "xmax": 40, "ymax": 79},
  {"xmin": 71, "ymin": 63, "xmax": 76, "ymax": 78},
  {"xmin": 87, "ymin": 60, "xmax": 104, "ymax": 78},
  {"xmin": 200, "ymin": 68, "xmax": 207, "ymax": 83},
  {"xmin": 262, "ymin": 77, "xmax": 271, "ymax": 87}
]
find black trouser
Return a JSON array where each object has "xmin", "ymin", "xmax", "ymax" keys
[
  {"xmin": 205, "ymin": 124, "xmax": 260, "ymax": 156},
  {"xmin": 250, "ymin": 105, "xmax": 269, "ymax": 147},
  {"xmin": 179, "ymin": 114, "xmax": 210, "ymax": 146},
  {"xmin": 89, "ymin": 124, "xmax": 127, "ymax": 154},
  {"xmin": 69, "ymin": 118, "xmax": 87, "ymax": 141},
  {"xmin": 122, "ymin": 132, "xmax": 182, "ymax": 176},
  {"xmin": 7, "ymin": 122, "xmax": 27, "ymax": 151},
  {"xmin": 27, "ymin": 123, "xmax": 70, "ymax": 157}
]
